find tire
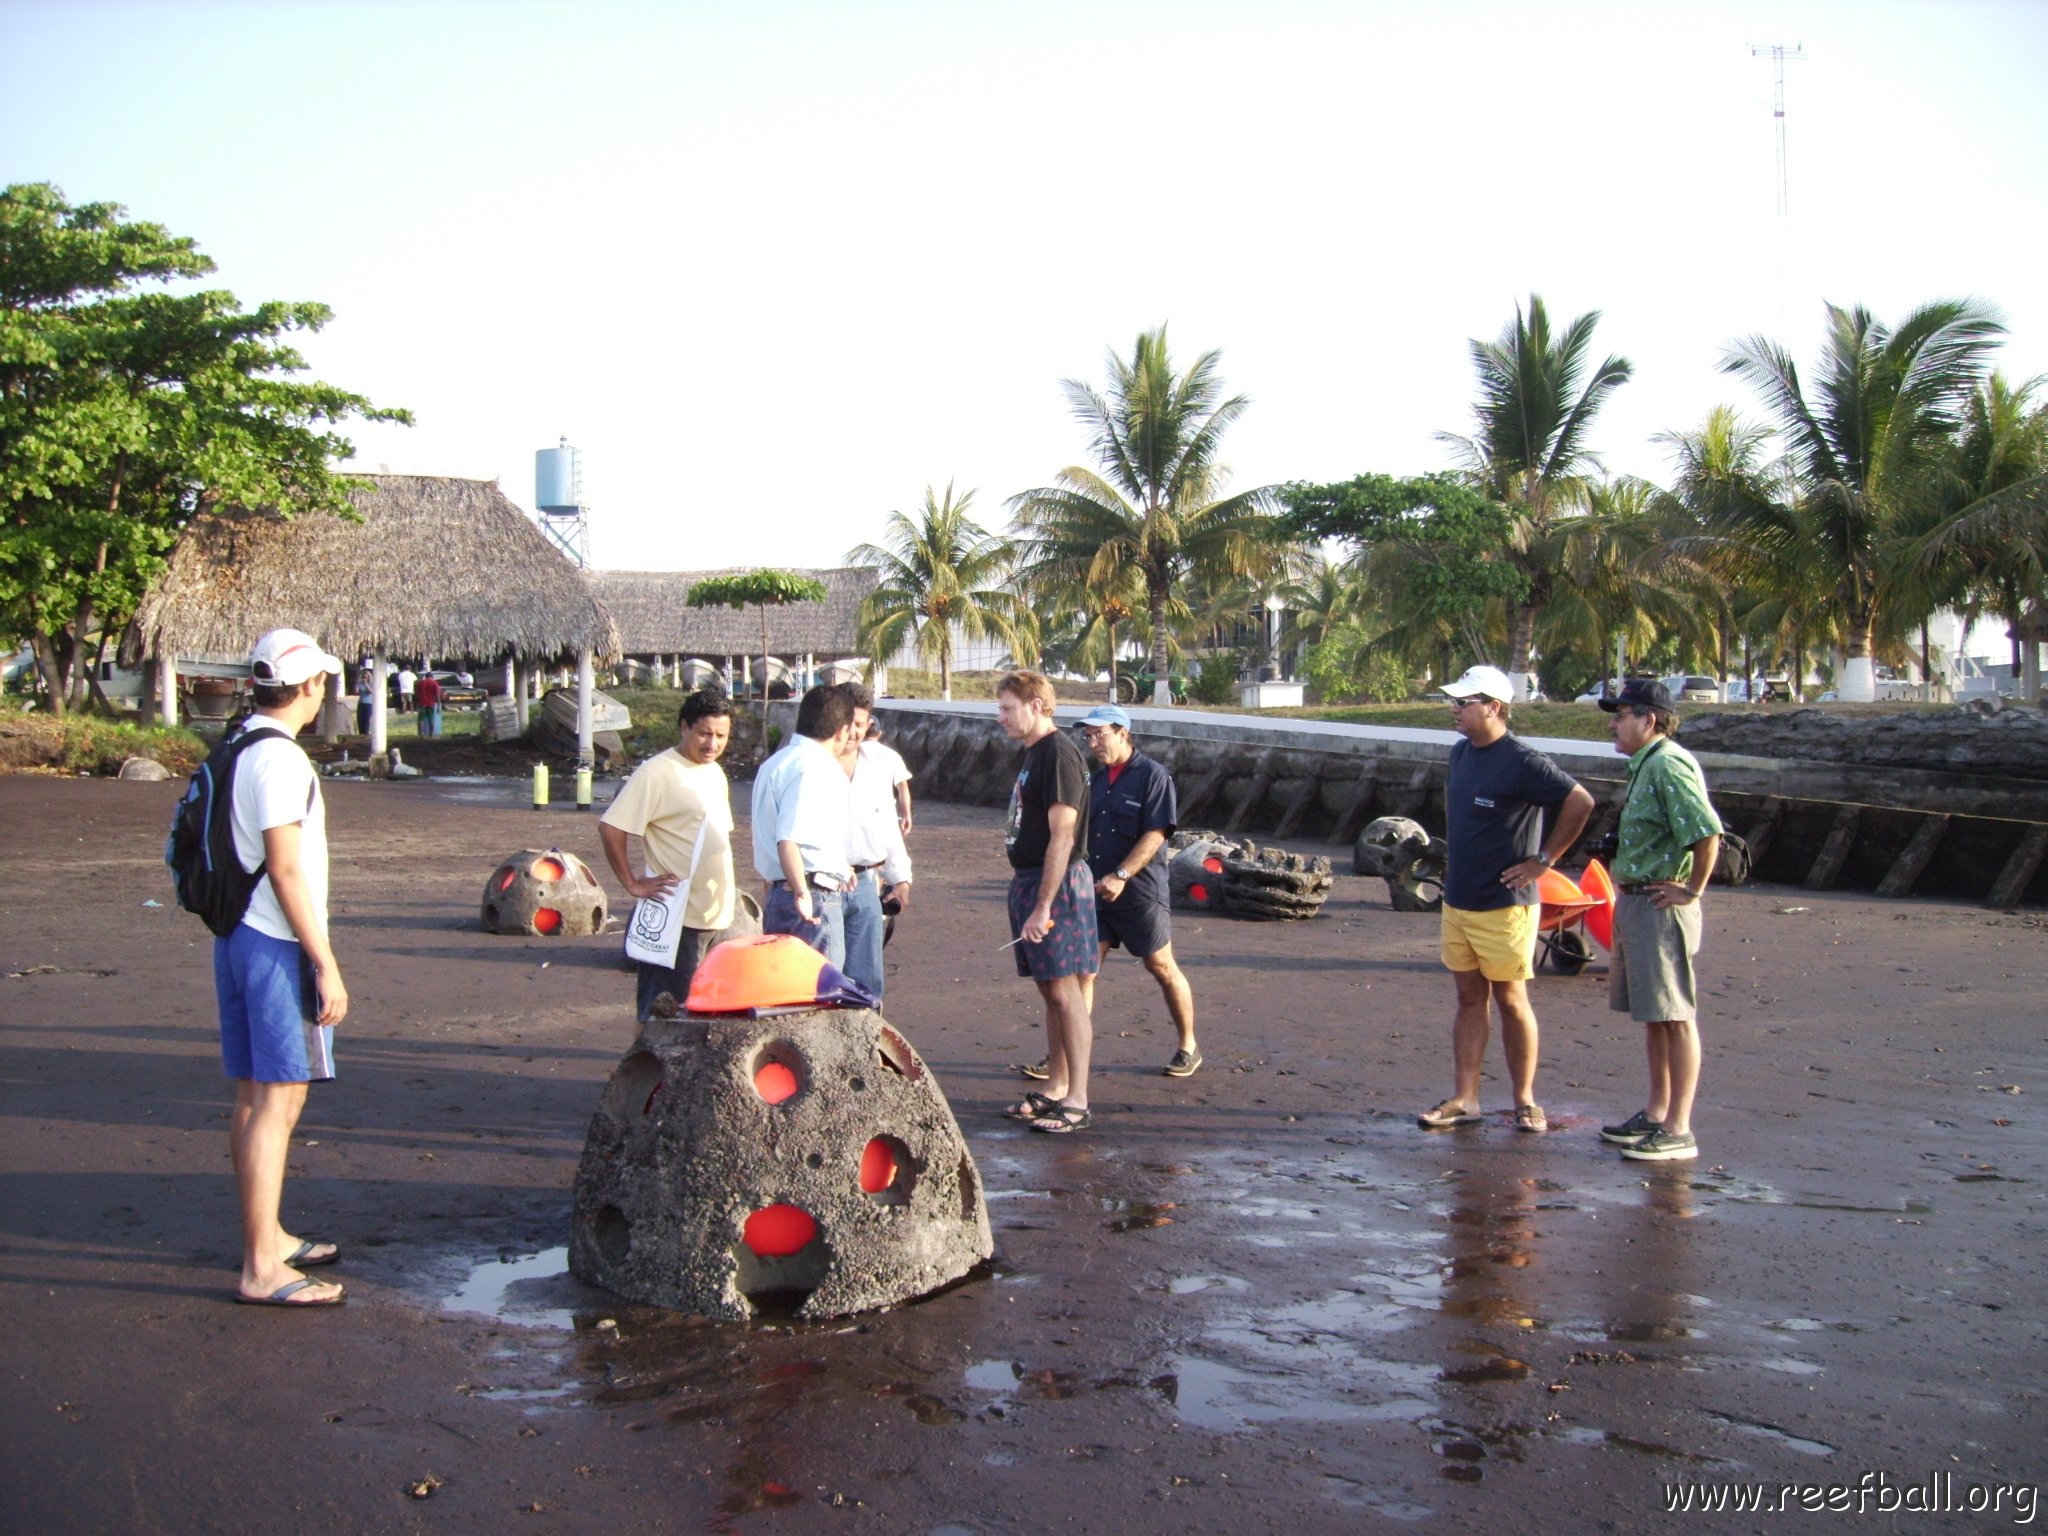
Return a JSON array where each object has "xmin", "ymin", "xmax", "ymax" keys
[
  {"xmin": 1116, "ymin": 674, "xmax": 1140, "ymax": 704},
  {"xmin": 1547, "ymin": 929, "xmax": 1592, "ymax": 975}
]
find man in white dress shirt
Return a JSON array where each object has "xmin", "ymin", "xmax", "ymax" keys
[{"xmin": 751, "ymin": 685, "xmax": 861, "ymax": 966}]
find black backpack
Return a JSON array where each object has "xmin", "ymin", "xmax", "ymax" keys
[{"xmin": 165, "ymin": 722, "xmax": 295, "ymax": 937}]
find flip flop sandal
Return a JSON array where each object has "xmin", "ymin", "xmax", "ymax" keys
[
  {"xmin": 285, "ymin": 1239, "xmax": 339, "ymax": 1267},
  {"xmin": 1003, "ymin": 1091, "xmax": 1060, "ymax": 1122},
  {"xmin": 235, "ymin": 1278, "xmax": 345, "ymax": 1307},
  {"xmin": 1417, "ymin": 1099, "xmax": 1483, "ymax": 1129},
  {"xmin": 1015, "ymin": 1059, "xmax": 1051, "ymax": 1081},
  {"xmin": 1029, "ymin": 1105, "xmax": 1091, "ymax": 1134},
  {"xmin": 1515, "ymin": 1104, "xmax": 1549, "ymax": 1134}
]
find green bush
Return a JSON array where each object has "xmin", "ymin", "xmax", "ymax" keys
[{"xmin": 1189, "ymin": 653, "xmax": 1240, "ymax": 706}]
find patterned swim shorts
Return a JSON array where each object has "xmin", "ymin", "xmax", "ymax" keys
[{"xmin": 1007, "ymin": 863, "xmax": 1100, "ymax": 981}]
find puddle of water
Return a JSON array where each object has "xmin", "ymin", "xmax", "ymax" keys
[
  {"xmin": 443, "ymin": 1246, "xmax": 580, "ymax": 1330},
  {"xmin": 1553, "ymin": 1425, "xmax": 1724, "ymax": 1463},
  {"xmin": 1755, "ymin": 1357, "xmax": 1823, "ymax": 1376},
  {"xmin": 1167, "ymin": 1274, "xmax": 1250, "ymax": 1296},
  {"xmin": 1155, "ymin": 1353, "xmax": 1432, "ymax": 1431},
  {"xmin": 963, "ymin": 1359, "xmax": 1019, "ymax": 1392},
  {"xmin": 1703, "ymin": 1410, "xmax": 1835, "ymax": 1456}
]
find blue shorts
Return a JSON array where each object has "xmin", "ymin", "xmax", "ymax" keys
[
  {"xmin": 215, "ymin": 926, "xmax": 335, "ymax": 1083},
  {"xmin": 1007, "ymin": 864, "xmax": 1099, "ymax": 982},
  {"xmin": 1096, "ymin": 888, "xmax": 1171, "ymax": 958}
]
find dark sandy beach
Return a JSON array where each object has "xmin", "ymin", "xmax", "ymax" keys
[{"xmin": 1, "ymin": 772, "xmax": 2042, "ymax": 1533}]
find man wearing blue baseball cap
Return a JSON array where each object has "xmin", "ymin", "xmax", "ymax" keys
[{"xmin": 1075, "ymin": 705, "xmax": 1201, "ymax": 1077}]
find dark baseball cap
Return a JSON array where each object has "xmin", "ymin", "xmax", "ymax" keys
[{"xmin": 1598, "ymin": 677, "xmax": 1675, "ymax": 713}]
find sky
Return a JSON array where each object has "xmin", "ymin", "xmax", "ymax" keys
[{"xmin": 6, "ymin": 0, "xmax": 2047, "ymax": 574}]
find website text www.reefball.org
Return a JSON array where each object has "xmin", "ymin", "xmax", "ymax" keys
[{"xmin": 1663, "ymin": 1471, "xmax": 2038, "ymax": 1522}]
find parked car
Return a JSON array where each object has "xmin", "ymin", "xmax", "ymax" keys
[
  {"xmin": 1662, "ymin": 673, "xmax": 1722, "ymax": 703},
  {"xmin": 425, "ymin": 669, "xmax": 488, "ymax": 709}
]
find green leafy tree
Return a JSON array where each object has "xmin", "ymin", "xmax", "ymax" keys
[
  {"xmin": 1281, "ymin": 472, "xmax": 1529, "ymax": 669},
  {"xmin": 686, "ymin": 569, "xmax": 829, "ymax": 705},
  {"xmin": 1010, "ymin": 327, "xmax": 1279, "ymax": 705},
  {"xmin": 1719, "ymin": 299, "xmax": 2005, "ymax": 700},
  {"xmin": 1439, "ymin": 295, "xmax": 1633, "ymax": 694},
  {"xmin": 0, "ymin": 182, "xmax": 408, "ymax": 714},
  {"xmin": 845, "ymin": 483, "xmax": 1024, "ymax": 702}
]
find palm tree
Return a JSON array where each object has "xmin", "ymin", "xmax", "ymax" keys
[
  {"xmin": 846, "ymin": 482, "xmax": 1024, "ymax": 702},
  {"xmin": 1010, "ymin": 327, "xmax": 1279, "ymax": 706},
  {"xmin": 1440, "ymin": 295, "xmax": 1633, "ymax": 696},
  {"xmin": 1907, "ymin": 372, "xmax": 2048, "ymax": 700},
  {"xmin": 1719, "ymin": 299, "xmax": 2006, "ymax": 700}
]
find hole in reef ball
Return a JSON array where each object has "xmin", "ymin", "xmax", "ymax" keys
[
  {"xmin": 532, "ymin": 908, "xmax": 563, "ymax": 934},
  {"xmin": 743, "ymin": 1203, "xmax": 818, "ymax": 1258},
  {"xmin": 1188, "ymin": 883, "xmax": 1209, "ymax": 904},
  {"xmin": 534, "ymin": 856, "xmax": 566, "ymax": 881},
  {"xmin": 1202, "ymin": 856, "xmax": 1223, "ymax": 874},
  {"xmin": 754, "ymin": 1061, "xmax": 799, "ymax": 1103},
  {"xmin": 860, "ymin": 1137, "xmax": 901, "ymax": 1193}
]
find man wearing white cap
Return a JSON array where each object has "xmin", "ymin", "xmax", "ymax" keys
[
  {"xmin": 217, "ymin": 628, "xmax": 350, "ymax": 1307},
  {"xmin": 1418, "ymin": 664, "xmax": 1593, "ymax": 1135}
]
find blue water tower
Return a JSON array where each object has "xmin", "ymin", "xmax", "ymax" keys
[{"xmin": 534, "ymin": 438, "xmax": 589, "ymax": 566}]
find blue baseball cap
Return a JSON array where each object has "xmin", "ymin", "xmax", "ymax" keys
[{"xmin": 1075, "ymin": 704, "xmax": 1132, "ymax": 731}]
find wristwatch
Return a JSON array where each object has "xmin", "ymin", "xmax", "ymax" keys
[
  {"xmin": 1114, "ymin": 868, "xmax": 1132, "ymax": 881},
  {"xmin": 1534, "ymin": 851, "xmax": 1553, "ymax": 868}
]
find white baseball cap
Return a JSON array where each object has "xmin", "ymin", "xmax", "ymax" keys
[
  {"xmin": 1440, "ymin": 664, "xmax": 1515, "ymax": 703},
  {"xmin": 250, "ymin": 628, "xmax": 344, "ymax": 686}
]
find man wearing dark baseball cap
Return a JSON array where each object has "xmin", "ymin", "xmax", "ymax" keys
[{"xmin": 1596, "ymin": 677, "xmax": 1723, "ymax": 1162}]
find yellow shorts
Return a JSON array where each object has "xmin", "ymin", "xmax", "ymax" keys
[{"xmin": 1440, "ymin": 902, "xmax": 1539, "ymax": 983}]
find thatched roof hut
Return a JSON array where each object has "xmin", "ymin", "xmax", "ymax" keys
[
  {"xmin": 127, "ymin": 474, "xmax": 619, "ymax": 667},
  {"xmin": 586, "ymin": 567, "xmax": 876, "ymax": 659}
]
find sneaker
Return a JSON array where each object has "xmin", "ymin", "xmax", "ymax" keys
[
  {"xmin": 1600, "ymin": 1110, "xmax": 1662, "ymax": 1145},
  {"xmin": 1164, "ymin": 1047, "xmax": 1203, "ymax": 1078},
  {"xmin": 1016, "ymin": 1059, "xmax": 1050, "ymax": 1081},
  {"xmin": 1620, "ymin": 1128, "xmax": 1698, "ymax": 1162}
]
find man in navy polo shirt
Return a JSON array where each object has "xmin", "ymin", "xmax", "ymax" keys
[
  {"xmin": 1079, "ymin": 705, "xmax": 1201, "ymax": 1077},
  {"xmin": 1418, "ymin": 665, "xmax": 1594, "ymax": 1135}
]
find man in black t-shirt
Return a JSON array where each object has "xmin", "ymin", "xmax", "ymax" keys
[
  {"xmin": 996, "ymin": 671, "xmax": 1098, "ymax": 1134},
  {"xmin": 1417, "ymin": 665, "xmax": 1594, "ymax": 1135}
]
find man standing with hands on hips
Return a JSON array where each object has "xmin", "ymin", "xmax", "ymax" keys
[
  {"xmin": 1418, "ymin": 664, "xmax": 1594, "ymax": 1135},
  {"xmin": 1598, "ymin": 678, "xmax": 1722, "ymax": 1162}
]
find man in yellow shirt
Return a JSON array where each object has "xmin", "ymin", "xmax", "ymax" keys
[{"xmin": 599, "ymin": 688, "xmax": 737, "ymax": 1021}]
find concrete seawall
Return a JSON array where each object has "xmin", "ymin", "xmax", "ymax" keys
[{"xmin": 803, "ymin": 700, "xmax": 2048, "ymax": 908}]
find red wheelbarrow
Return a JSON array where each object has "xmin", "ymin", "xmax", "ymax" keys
[{"xmin": 1534, "ymin": 859, "xmax": 1617, "ymax": 975}]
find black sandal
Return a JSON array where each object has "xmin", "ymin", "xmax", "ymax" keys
[
  {"xmin": 1029, "ymin": 1104, "xmax": 1091, "ymax": 1134},
  {"xmin": 1004, "ymin": 1091, "xmax": 1059, "ymax": 1122}
]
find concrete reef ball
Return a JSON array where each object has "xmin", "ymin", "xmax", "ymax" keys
[
  {"xmin": 569, "ymin": 1005, "xmax": 993, "ymax": 1321},
  {"xmin": 1168, "ymin": 831, "xmax": 1335, "ymax": 920},
  {"xmin": 1356, "ymin": 817, "xmax": 1447, "ymax": 913},
  {"xmin": 480, "ymin": 847, "xmax": 609, "ymax": 936}
]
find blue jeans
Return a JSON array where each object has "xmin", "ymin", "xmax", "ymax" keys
[
  {"xmin": 841, "ymin": 870, "xmax": 886, "ymax": 1002},
  {"xmin": 763, "ymin": 883, "xmax": 846, "ymax": 970}
]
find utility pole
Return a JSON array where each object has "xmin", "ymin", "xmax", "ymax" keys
[
  {"xmin": 1749, "ymin": 41, "xmax": 1806, "ymax": 217},
  {"xmin": 1749, "ymin": 41, "xmax": 1807, "ymax": 342}
]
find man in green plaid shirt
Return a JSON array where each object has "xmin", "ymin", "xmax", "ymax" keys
[{"xmin": 1596, "ymin": 679, "xmax": 1723, "ymax": 1163}]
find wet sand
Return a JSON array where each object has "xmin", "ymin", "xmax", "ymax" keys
[{"xmin": 1, "ymin": 773, "xmax": 2043, "ymax": 1533}]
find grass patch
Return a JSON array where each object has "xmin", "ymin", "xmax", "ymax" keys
[{"xmin": 0, "ymin": 710, "xmax": 209, "ymax": 775}]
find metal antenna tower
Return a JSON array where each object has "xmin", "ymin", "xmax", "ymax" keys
[{"xmin": 1748, "ymin": 42, "xmax": 1806, "ymax": 216}]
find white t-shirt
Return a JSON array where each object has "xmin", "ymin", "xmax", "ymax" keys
[
  {"xmin": 599, "ymin": 749, "xmax": 737, "ymax": 930},
  {"xmin": 229, "ymin": 724, "xmax": 328, "ymax": 944},
  {"xmin": 849, "ymin": 744, "xmax": 912, "ymax": 882},
  {"xmin": 864, "ymin": 740, "xmax": 912, "ymax": 788}
]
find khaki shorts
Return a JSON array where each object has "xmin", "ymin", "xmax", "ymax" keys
[
  {"xmin": 1440, "ymin": 902, "xmax": 1539, "ymax": 983},
  {"xmin": 1608, "ymin": 892, "xmax": 1702, "ymax": 1023}
]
